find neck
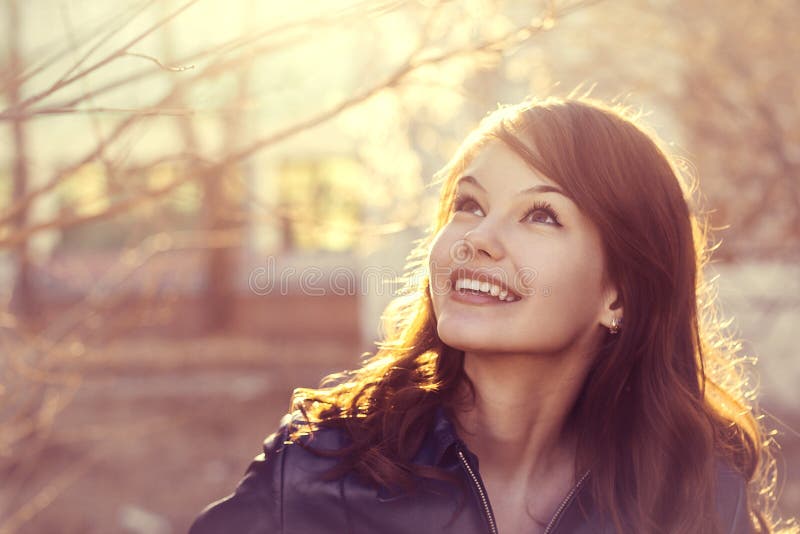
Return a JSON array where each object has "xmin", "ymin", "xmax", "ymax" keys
[{"xmin": 451, "ymin": 349, "xmax": 593, "ymax": 483}]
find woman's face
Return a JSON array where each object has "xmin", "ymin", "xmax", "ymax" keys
[{"xmin": 428, "ymin": 139, "xmax": 619, "ymax": 356}]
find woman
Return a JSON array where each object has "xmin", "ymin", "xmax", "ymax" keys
[{"xmin": 189, "ymin": 96, "xmax": 793, "ymax": 533}]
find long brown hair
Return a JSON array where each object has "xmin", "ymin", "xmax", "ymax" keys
[{"xmin": 291, "ymin": 96, "xmax": 793, "ymax": 533}]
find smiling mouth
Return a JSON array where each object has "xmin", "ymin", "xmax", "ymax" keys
[{"xmin": 452, "ymin": 278, "xmax": 521, "ymax": 304}]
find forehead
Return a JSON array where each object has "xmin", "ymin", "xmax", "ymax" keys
[
  {"xmin": 455, "ymin": 139, "xmax": 604, "ymax": 236},
  {"xmin": 459, "ymin": 140, "xmax": 562, "ymax": 192}
]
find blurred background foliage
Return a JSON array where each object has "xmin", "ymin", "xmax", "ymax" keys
[{"xmin": 0, "ymin": 0, "xmax": 797, "ymax": 532}]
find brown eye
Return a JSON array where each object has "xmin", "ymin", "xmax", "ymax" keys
[
  {"xmin": 521, "ymin": 200, "xmax": 561, "ymax": 226},
  {"xmin": 453, "ymin": 194, "xmax": 484, "ymax": 216}
]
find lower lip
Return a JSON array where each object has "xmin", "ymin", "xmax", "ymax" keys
[{"xmin": 450, "ymin": 288, "xmax": 519, "ymax": 306}]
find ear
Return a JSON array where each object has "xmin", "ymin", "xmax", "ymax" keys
[{"xmin": 600, "ymin": 283, "xmax": 623, "ymax": 329}]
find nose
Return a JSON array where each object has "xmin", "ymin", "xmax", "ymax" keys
[{"xmin": 460, "ymin": 220, "xmax": 506, "ymax": 261}]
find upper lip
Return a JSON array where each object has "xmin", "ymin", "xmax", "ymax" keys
[{"xmin": 450, "ymin": 267, "xmax": 522, "ymax": 298}]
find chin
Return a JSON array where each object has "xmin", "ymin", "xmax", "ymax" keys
[
  {"xmin": 440, "ymin": 326, "xmax": 570, "ymax": 357},
  {"xmin": 438, "ymin": 330, "xmax": 480, "ymax": 352},
  {"xmin": 438, "ymin": 328, "xmax": 508, "ymax": 353}
]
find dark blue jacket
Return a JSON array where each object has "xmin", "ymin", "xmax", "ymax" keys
[{"xmin": 188, "ymin": 408, "xmax": 754, "ymax": 533}]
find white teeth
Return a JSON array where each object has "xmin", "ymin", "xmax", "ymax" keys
[{"xmin": 454, "ymin": 277, "xmax": 518, "ymax": 302}]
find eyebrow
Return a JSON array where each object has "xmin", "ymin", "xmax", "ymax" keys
[{"xmin": 456, "ymin": 175, "xmax": 570, "ymax": 198}]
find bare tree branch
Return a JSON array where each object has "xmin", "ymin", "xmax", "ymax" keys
[
  {"xmin": 0, "ymin": 0, "xmax": 410, "ymax": 121},
  {"xmin": 0, "ymin": 114, "xmax": 140, "ymax": 228},
  {"xmin": 54, "ymin": 0, "xmax": 160, "ymax": 86},
  {"xmin": 226, "ymin": 0, "xmax": 593, "ymax": 166},
  {"xmin": 0, "ymin": 0, "xmax": 154, "ymax": 93},
  {"xmin": 0, "ymin": 0, "xmax": 201, "ymax": 118},
  {"xmin": 123, "ymin": 51, "xmax": 195, "ymax": 72},
  {"xmin": 0, "ymin": 153, "xmax": 199, "ymax": 248},
  {"xmin": 0, "ymin": 106, "xmax": 195, "ymax": 118},
  {"xmin": 0, "ymin": 0, "xmax": 601, "ymax": 248}
]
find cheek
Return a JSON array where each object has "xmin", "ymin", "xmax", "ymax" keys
[
  {"xmin": 511, "ymin": 233, "xmax": 598, "ymax": 299},
  {"xmin": 428, "ymin": 224, "xmax": 462, "ymax": 276},
  {"xmin": 534, "ymin": 244, "xmax": 606, "ymax": 314},
  {"xmin": 428, "ymin": 227, "xmax": 449, "ymax": 268},
  {"xmin": 427, "ymin": 227, "xmax": 454, "ymax": 315}
]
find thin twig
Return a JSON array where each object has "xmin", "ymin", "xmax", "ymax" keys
[
  {"xmin": 0, "ymin": 0, "xmax": 152, "ymax": 93},
  {"xmin": 0, "ymin": 0, "xmax": 201, "ymax": 118},
  {"xmin": 14, "ymin": 0, "xmax": 409, "ymax": 119},
  {"xmin": 0, "ymin": 153, "xmax": 197, "ymax": 248},
  {"xmin": 124, "ymin": 51, "xmax": 195, "ymax": 71},
  {"xmin": 0, "ymin": 106, "xmax": 194, "ymax": 118},
  {"xmin": 55, "ymin": 0, "xmax": 159, "ymax": 85},
  {"xmin": 0, "ymin": 0, "xmax": 598, "ymax": 246},
  {"xmin": 0, "ymin": 114, "xmax": 139, "ymax": 227}
]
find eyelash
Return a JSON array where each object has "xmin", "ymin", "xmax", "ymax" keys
[{"xmin": 452, "ymin": 193, "xmax": 562, "ymax": 226}]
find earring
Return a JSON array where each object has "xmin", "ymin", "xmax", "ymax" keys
[{"xmin": 608, "ymin": 316, "xmax": 623, "ymax": 335}]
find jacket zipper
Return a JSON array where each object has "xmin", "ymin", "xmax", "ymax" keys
[
  {"xmin": 542, "ymin": 469, "xmax": 591, "ymax": 534},
  {"xmin": 457, "ymin": 449, "xmax": 498, "ymax": 534},
  {"xmin": 458, "ymin": 444, "xmax": 591, "ymax": 534}
]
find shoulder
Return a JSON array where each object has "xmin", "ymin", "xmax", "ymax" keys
[
  {"xmin": 188, "ymin": 412, "xmax": 348, "ymax": 534},
  {"xmin": 554, "ymin": 460, "xmax": 755, "ymax": 534},
  {"xmin": 714, "ymin": 459, "xmax": 755, "ymax": 534}
]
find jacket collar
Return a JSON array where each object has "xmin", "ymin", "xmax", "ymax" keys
[{"xmin": 430, "ymin": 404, "xmax": 462, "ymax": 465}]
